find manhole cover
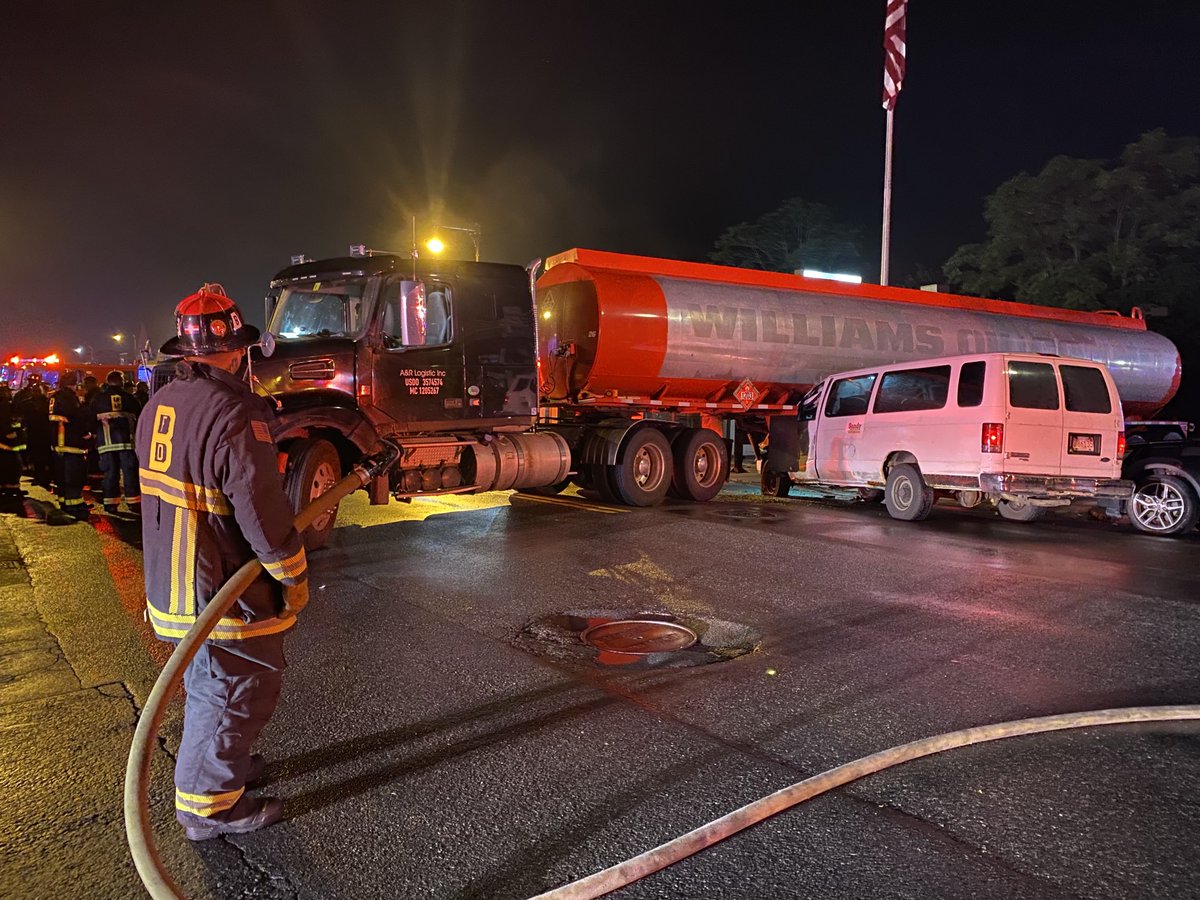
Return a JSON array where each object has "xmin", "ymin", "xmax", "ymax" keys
[
  {"xmin": 515, "ymin": 610, "xmax": 761, "ymax": 669},
  {"xmin": 581, "ymin": 620, "xmax": 698, "ymax": 655},
  {"xmin": 712, "ymin": 507, "xmax": 781, "ymax": 520}
]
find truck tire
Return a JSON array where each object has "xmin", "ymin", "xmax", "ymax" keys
[
  {"xmin": 996, "ymin": 498, "xmax": 1045, "ymax": 522},
  {"xmin": 610, "ymin": 428, "xmax": 673, "ymax": 507},
  {"xmin": 1129, "ymin": 473, "xmax": 1199, "ymax": 536},
  {"xmin": 670, "ymin": 428, "xmax": 728, "ymax": 502},
  {"xmin": 285, "ymin": 438, "xmax": 342, "ymax": 550},
  {"xmin": 761, "ymin": 469, "xmax": 791, "ymax": 498},
  {"xmin": 884, "ymin": 464, "xmax": 934, "ymax": 521}
]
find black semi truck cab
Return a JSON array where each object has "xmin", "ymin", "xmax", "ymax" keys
[{"xmin": 226, "ymin": 253, "xmax": 568, "ymax": 547}]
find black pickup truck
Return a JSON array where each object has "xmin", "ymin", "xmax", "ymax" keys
[{"xmin": 1122, "ymin": 421, "xmax": 1200, "ymax": 536}]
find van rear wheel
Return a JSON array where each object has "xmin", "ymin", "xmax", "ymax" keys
[
  {"xmin": 997, "ymin": 498, "xmax": 1045, "ymax": 522},
  {"xmin": 884, "ymin": 464, "xmax": 934, "ymax": 521},
  {"xmin": 761, "ymin": 469, "xmax": 791, "ymax": 498}
]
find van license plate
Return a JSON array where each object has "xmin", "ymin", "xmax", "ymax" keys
[{"xmin": 1068, "ymin": 433, "xmax": 1100, "ymax": 455}]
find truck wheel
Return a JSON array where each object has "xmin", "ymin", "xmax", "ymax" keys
[
  {"xmin": 884, "ymin": 464, "xmax": 934, "ymax": 521},
  {"xmin": 588, "ymin": 468, "xmax": 624, "ymax": 504},
  {"xmin": 761, "ymin": 469, "xmax": 791, "ymax": 498},
  {"xmin": 1129, "ymin": 473, "xmax": 1199, "ymax": 536},
  {"xmin": 670, "ymin": 428, "xmax": 728, "ymax": 502},
  {"xmin": 996, "ymin": 498, "xmax": 1045, "ymax": 522},
  {"xmin": 285, "ymin": 438, "xmax": 342, "ymax": 550},
  {"xmin": 611, "ymin": 428, "xmax": 673, "ymax": 506}
]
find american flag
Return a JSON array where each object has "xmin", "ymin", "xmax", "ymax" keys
[{"xmin": 882, "ymin": 0, "xmax": 907, "ymax": 111}]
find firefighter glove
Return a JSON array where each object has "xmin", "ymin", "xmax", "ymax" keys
[{"xmin": 280, "ymin": 580, "xmax": 310, "ymax": 619}]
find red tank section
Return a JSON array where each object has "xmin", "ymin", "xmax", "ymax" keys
[{"xmin": 536, "ymin": 249, "xmax": 1180, "ymax": 418}]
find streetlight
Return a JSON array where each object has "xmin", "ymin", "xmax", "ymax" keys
[
  {"xmin": 74, "ymin": 345, "xmax": 96, "ymax": 363},
  {"xmin": 424, "ymin": 222, "xmax": 481, "ymax": 262}
]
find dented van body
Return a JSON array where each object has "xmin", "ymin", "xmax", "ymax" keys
[{"xmin": 763, "ymin": 352, "xmax": 1134, "ymax": 522}]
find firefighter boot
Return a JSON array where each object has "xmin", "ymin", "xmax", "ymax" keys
[
  {"xmin": 246, "ymin": 753, "xmax": 267, "ymax": 787},
  {"xmin": 182, "ymin": 795, "xmax": 284, "ymax": 842}
]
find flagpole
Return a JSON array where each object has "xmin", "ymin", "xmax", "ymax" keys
[{"xmin": 880, "ymin": 106, "xmax": 894, "ymax": 286}]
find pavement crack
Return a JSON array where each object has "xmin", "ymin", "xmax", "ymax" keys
[{"xmin": 222, "ymin": 836, "xmax": 300, "ymax": 900}]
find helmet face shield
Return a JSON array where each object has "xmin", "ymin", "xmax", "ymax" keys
[{"xmin": 161, "ymin": 283, "xmax": 260, "ymax": 356}]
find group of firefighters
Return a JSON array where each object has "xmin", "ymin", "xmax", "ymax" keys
[
  {"xmin": 0, "ymin": 369, "xmax": 149, "ymax": 520},
  {"xmin": 2, "ymin": 285, "xmax": 313, "ymax": 844}
]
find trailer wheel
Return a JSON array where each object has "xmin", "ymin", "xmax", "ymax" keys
[
  {"xmin": 1129, "ymin": 473, "xmax": 1199, "ymax": 536},
  {"xmin": 610, "ymin": 428, "xmax": 673, "ymax": 506},
  {"xmin": 884, "ymin": 464, "xmax": 934, "ymax": 521},
  {"xmin": 996, "ymin": 498, "xmax": 1045, "ymax": 522},
  {"xmin": 761, "ymin": 469, "xmax": 791, "ymax": 498},
  {"xmin": 586, "ymin": 464, "xmax": 619, "ymax": 504},
  {"xmin": 670, "ymin": 428, "xmax": 728, "ymax": 502},
  {"xmin": 285, "ymin": 438, "xmax": 342, "ymax": 550}
]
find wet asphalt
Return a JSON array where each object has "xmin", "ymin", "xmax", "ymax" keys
[{"xmin": 2, "ymin": 478, "xmax": 1198, "ymax": 899}]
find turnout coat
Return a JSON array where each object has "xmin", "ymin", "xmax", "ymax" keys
[{"xmin": 136, "ymin": 361, "xmax": 307, "ymax": 667}]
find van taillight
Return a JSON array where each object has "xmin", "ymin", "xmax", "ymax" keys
[
  {"xmin": 981, "ymin": 423, "xmax": 1004, "ymax": 453},
  {"xmin": 1117, "ymin": 430, "xmax": 1125, "ymax": 457}
]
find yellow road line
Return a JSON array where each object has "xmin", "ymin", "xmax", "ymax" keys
[{"xmin": 510, "ymin": 493, "xmax": 628, "ymax": 514}]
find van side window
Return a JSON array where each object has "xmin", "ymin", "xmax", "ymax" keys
[
  {"xmin": 1060, "ymin": 365, "xmax": 1112, "ymax": 413},
  {"xmin": 872, "ymin": 365, "xmax": 951, "ymax": 413},
  {"xmin": 957, "ymin": 360, "xmax": 986, "ymax": 407},
  {"xmin": 824, "ymin": 374, "xmax": 877, "ymax": 417},
  {"xmin": 1007, "ymin": 361, "xmax": 1059, "ymax": 410}
]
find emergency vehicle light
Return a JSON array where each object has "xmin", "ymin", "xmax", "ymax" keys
[{"xmin": 981, "ymin": 423, "xmax": 1004, "ymax": 453}]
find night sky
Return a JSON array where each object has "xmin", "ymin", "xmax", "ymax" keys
[{"xmin": 4, "ymin": 2, "xmax": 1200, "ymax": 357}]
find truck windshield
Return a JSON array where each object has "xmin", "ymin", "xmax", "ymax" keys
[{"xmin": 270, "ymin": 281, "xmax": 368, "ymax": 339}]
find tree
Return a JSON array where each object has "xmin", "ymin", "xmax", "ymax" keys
[
  {"xmin": 710, "ymin": 197, "xmax": 863, "ymax": 275},
  {"xmin": 944, "ymin": 130, "xmax": 1200, "ymax": 315}
]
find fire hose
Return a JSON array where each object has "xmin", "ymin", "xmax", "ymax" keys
[
  {"xmin": 123, "ymin": 441, "xmax": 399, "ymax": 900},
  {"xmin": 531, "ymin": 704, "xmax": 1200, "ymax": 899}
]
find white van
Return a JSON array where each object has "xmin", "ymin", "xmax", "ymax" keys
[{"xmin": 762, "ymin": 352, "xmax": 1134, "ymax": 522}]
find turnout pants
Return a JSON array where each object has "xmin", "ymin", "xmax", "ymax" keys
[
  {"xmin": 174, "ymin": 640, "xmax": 285, "ymax": 826},
  {"xmin": 98, "ymin": 449, "xmax": 141, "ymax": 510},
  {"xmin": 0, "ymin": 449, "xmax": 21, "ymax": 499},
  {"xmin": 52, "ymin": 451, "xmax": 88, "ymax": 515}
]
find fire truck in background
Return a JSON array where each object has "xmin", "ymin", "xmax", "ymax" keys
[
  {"xmin": 1, "ymin": 354, "xmax": 64, "ymax": 391},
  {"xmin": 153, "ymin": 248, "xmax": 1180, "ymax": 548}
]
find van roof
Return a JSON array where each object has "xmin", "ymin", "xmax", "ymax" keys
[{"xmin": 817, "ymin": 351, "xmax": 1109, "ymax": 383}]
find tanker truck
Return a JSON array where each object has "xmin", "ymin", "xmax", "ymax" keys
[{"xmin": 216, "ymin": 247, "xmax": 1179, "ymax": 547}]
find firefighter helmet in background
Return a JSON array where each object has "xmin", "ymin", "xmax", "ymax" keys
[{"xmin": 160, "ymin": 283, "xmax": 261, "ymax": 356}]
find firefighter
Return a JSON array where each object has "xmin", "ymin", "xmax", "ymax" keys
[
  {"xmin": 90, "ymin": 370, "xmax": 141, "ymax": 514},
  {"xmin": 48, "ymin": 370, "xmax": 95, "ymax": 520},
  {"xmin": 137, "ymin": 283, "xmax": 308, "ymax": 841},
  {"xmin": 14, "ymin": 376, "xmax": 53, "ymax": 489},
  {"xmin": 0, "ymin": 386, "xmax": 25, "ymax": 510}
]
